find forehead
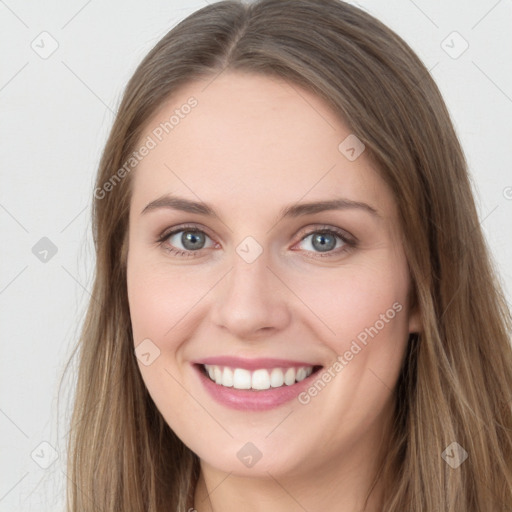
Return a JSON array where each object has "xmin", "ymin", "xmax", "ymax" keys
[{"xmin": 130, "ymin": 72, "xmax": 395, "ymax": 221}]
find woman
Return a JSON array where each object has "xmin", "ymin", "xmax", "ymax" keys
[{"xmin": 65, "ymin": 0, "xmax": 512, "ymax": 510}]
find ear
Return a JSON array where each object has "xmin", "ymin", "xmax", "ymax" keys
[
  {"xmin": 408, "ymin": 304, "xmax": 422, "ymax": 333},
  {"xmin": 405, "ymin": 278, "xmax": 422, "ymax": 333}
]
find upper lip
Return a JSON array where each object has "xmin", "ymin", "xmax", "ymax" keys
[{"xmin": 193, "ymin": 356, "xmax": 322, "ymax": 371}]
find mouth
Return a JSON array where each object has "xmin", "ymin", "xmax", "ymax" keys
[{"xmin": 195, "ymin": 363, "xmax": 324, "ymax": 391}]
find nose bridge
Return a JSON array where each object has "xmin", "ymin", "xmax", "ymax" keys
[
  {"xmin": 210, "ymin": 244, "xmax": 291, "ymax": 337},
  {"xmin": 230, "ymin": 247, "xmax": 269, "ymax": 296}
]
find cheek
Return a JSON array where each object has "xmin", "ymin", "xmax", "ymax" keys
[
  {"xmin": 127, "ymin": 270, "xmax": 180, "ymax": 345},
  {"xmin": 126, "ymin": 254, "xmax": 206, "ymax": 425},
  {"xmin": 290, "ymin": 258, "xmax": 410, "ymax": 343},
  {"xmin": 288, "ymin": 253, "xmax": 411, "ymax": 410},
  {"xmin": 126, "ymin": 250, "xmax": 222, "ymax": 412},
  {"xmin": 284, "ymin": 266, "xmax": 410, "ymax": 449},
  {"xmin": 127, "ymin": 252, "xmax": 214, "ymax": 346}
]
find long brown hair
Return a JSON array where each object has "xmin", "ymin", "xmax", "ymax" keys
[{"xmin": 63, "ymin": 1, "xmax": 512, "ymax": 510}]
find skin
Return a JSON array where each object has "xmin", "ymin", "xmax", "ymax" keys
[{"xmin": 126, "ymin": 71, "xmax": 421, "ymax": 512}]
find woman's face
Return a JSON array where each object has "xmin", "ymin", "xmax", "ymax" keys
[{"xmin": 126, "ymin": 72, "xmax": 420, "ymax": 480}]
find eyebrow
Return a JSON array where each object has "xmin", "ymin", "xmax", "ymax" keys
[{"xmin": 140, "ymin": 194, "xmax": 380, "ymax": 220}]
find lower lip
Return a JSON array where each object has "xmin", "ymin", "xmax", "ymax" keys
[{"xmin": 193, "ymin": 364, "xmax": 321, "ymax": 411}]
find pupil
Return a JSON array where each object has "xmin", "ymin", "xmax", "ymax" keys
[
  {"xmin": 313, "ymin": 233, "xmax": 335, "ymax": 252},
  {"xmin": 182, "ymin": 231, "xmax": 204, "ymax": 250}
]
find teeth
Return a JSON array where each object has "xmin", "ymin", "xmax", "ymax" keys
[
  {"xmin": 233, "ymin": 368, "xmax": 251, "ymax": 389},
  {"xmin": 222, "ymin": 367, "xmax": 234, "ymax": 387},
  {"xmin": 252, "ymin": 369, "xmax": 270, "ymax": 390},
  {"xmin": 296, "ymin": 367, "xmax": 307, "ymax": 382},
  {"xmin": 284, "ymin": 367, "xmax": 295, "ymax": 385},
  {"xmin": 203, "ymin": 365, "xmax": 314, "ymax": 390},
  {"xmin": 270, "ymin": 368, "xmax": 284, "ymax": 387}
]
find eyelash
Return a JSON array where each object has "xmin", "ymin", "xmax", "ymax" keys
[{"xmin": 156, "ymin": 223, "xmax": 357, "ymax": 259}]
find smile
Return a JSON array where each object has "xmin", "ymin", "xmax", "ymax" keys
[
  {"xmin": 203, "ymin": 364, "xmax": 315, "ymax": 390},
  {"xmin": 193, "ymin": 357, "xmax": 324, "ymax": 411}
]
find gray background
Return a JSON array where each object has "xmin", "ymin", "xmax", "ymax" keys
[{"xmin": 1, "ymin": 0, "xmax": 511, "ymax": 510}]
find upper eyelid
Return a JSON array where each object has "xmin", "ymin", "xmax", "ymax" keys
[
  {"xmin": 297, "ymin": 224, "xmax": 354, "ymax": 240},
  {"xmin": 159, "ymin": 223, "xmax": 215, "ymax": 241}
]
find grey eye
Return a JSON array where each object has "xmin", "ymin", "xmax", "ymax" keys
[
  {"xmin": 298, "ymin": 231, "xmax": 345, "ymax": 253},
  {"xmin": 168, "ymin": 230, "xmax": 213, "ymax": 251}
]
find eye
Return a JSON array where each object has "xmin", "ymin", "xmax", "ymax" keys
[
  {"xmin": 157, "ymin": 224, "xmax": 356, "ymax": 259},
  {"xmin": 157, "ymin": 225, "xmax": 216, "ymax": 257},
  {"xmin": 294, "ymin": 226, "xmax": 356, "ymax": 258}
]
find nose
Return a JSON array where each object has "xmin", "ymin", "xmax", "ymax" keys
[{"xmin": 210, "ymin": 251, "xmax": 292, "ymax": 340}]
